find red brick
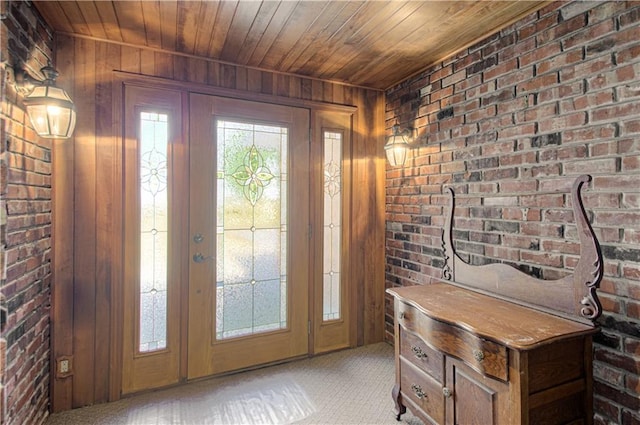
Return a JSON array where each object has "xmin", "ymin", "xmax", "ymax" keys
[
  {"xmin": 537, "ymin": 48, "xmax": 584, "ymax": 74},
  {"xmin": 499, "ymin": 66, "xmax": 536, "ymax": 90},
  {"xmin": 564, "ymin": 19, "xmax": 617, "ymax": 51},
  {"xmin": 537, "ymin": 13, "xmax": 587, "ymax": 45},
  {"xmin": 620, "ymin": 154, "xmax": 639, "ymax": 171},
  {"xmin": 519, "ymin": 42, "xmax": 562, "ymax": 68},
  {"xmin": 628, "ymin": 300, "xmax": 640, "ymax": 320},
  {"xmin": 565, "ymin": 158, "xmax": 618, "ymax": 174},
  {"xmin": 538, "ymin": 112, "xmax": 587, "ymax": 132}
]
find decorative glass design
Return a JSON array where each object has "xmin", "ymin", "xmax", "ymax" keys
[
  {"xmin": 323, "ymin": 131, "xmax": 342, "ymax": 321},
  {"xmin": 139, "ymin": 112, "xmax": 169, "ymax": 352},
  {"xmin": 216, "ymin": 120, "xmax": 288, "ymax": 339}
]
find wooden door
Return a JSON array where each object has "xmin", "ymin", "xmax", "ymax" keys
[
  {"xmin": 445, "ymin": 357, "xmax": 510, "ymax": 425},
  {"xmin": 187, "ymin": 94, "xmax": 310, "ymax": 378}
]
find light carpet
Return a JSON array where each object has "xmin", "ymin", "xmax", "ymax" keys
[{"xmin": 46, "ymin": 342, "xmax": 421, "ymax": 425}]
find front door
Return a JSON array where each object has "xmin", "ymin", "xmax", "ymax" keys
[{"xmin": 187, "ymin": 94, "xmax": 310, "ymax": 378}]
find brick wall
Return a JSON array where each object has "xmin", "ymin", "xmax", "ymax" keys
[
  {"xmin": 385, "ymin": 2, "xmax": 640, "ymax": 424},
  {"xmin": 1, "ymin": 1, "xmax": 54, "ymax": 424}
]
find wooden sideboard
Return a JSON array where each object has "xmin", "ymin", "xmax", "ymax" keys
[
  {"xmin": 388, "ymin": 283, "xmax": 598, "ymax": 424},
  {"xmin": 387, "ymin": 176, "xmax": 603, "ymax": 424}
]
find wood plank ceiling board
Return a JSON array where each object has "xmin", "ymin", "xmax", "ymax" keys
[
  {"xmin": 233, "ymin": 1, "xmax": 281, "ymax": 66},
  {"xmin": 33, "ymin": 1, "xmax": 72, "ymax": 34},
  {"xmin": 93, "ymin": 1, "xmax": 123, "ymax": 43},
  {"xmin": 176, "ymin": 0, "xmax": 204, "ymax": 55},
  {"xmin": 207, "ymin": 0, "xmax": 239, "ymax": 59},
  {"xmin": 277, "ymin": 1, "xmax": 362, "ymax": 73},
  {"xmin": 111, "ymin": 1, "xmax": 147, "ymax": 46},
  {"xmin": 256, "ymin": 1, "xmax": 331, "ymax": 71},
  {"xmin": 57, "ymin": 1, "xmax": 92, "ymax": 37},
  {"xmin": 158, "ymin": 1, "xmax": 178, "ymax": 51},
  {"xmin": 295, "ymin": 1, "xmax": 394, "ymax": 80},
  {"xmin": 140, "ymin": 1, "xmax": 162, "ymax": 49},
  {"xmin": 75, "ymin": 1, "xmax": 107, "ymax": 40},
  {"xmin": 281, "ymin": 1, "xmax": 367, "ymax": 75},
  {"xmin": 219, "ymin": 1, "xmax": 264, "ymax": 61},
  {"xmin": 192, "ymin": 1, "xmax": 219, "ymax": 57},
  {"xmin": 244, "ymin": 1, "xmax": 299, "ymax": 68},
  {"xmin": 349, "ymin": 2, "xmax": 467, "ymax": 86},
  {"xmin": 33, "ymin": 0, "xmax": 549, "ymax": 90},
  {"xmin": 322, "ymin": 1, "xmax": 428, "ymax": 84}
]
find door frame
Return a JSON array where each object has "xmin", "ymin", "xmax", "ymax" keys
[{"xmin": 110, "ymin": 74, "xmax": 358, "ymax": 400}]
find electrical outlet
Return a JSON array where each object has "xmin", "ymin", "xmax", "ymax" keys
[{"xmin": 56, "ymin": 356, "xmax": 72, "ymax": 378}]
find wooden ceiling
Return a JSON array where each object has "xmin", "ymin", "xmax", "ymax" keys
[{"xmin": 34, "ymin": 1, "xmax": 547, "ymax": 90}]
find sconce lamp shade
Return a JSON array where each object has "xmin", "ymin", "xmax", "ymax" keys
[
  {"xmin": 384, "ymin": 124, "xmax": 410, "ymax": 167},
  {"xmin": 23, "ymin": 66, "xmax": 76, "ymax": 139}
]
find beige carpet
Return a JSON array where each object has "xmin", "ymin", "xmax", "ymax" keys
[{"xmin": 46, "ymin": 342, "xmax": 421, "ymax": 425}]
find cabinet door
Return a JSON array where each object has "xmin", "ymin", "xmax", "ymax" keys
[{"xmin": 445, "ymin": 357, "xmax": 511, "ymax": 425}]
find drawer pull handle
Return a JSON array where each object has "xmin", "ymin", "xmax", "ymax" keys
[
  {"xmin": 411, "ymin": 346, "xmax": 428, "ymax": 360},
  {"xmin": 399, "ymin": 312, "xmax": 405, "ymax": 319},
  {"xmin": 473, "ymin": 349, "xmax": 485, "ymax": 362},
  {"xmin": 443, "ymin": 387, "xmax": 452, "ymax": 398},
  {"xmin": 411, "ymin": 384, "xmax": 427, "ymax": 400}
]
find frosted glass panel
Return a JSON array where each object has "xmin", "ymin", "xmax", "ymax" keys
[
  {"xmin": 216, "ymin": 120, "xmax": 288, "ymax": 339},
  {"xmin": 139, "ymin": 111, "xmax": 168, "ymax": 352},
  {"xmin": 323, "ymin": 131, "xmax": 342, "ymax": 321}
]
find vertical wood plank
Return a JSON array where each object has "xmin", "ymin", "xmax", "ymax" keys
[
  {"xmin": 301, "ymin": 78, "xmax": 312, "ymax": 100},
  {"xmin": 154, "ymin": 52, "xmax": 174, "ymax": 79},
  {"xmin": 173, "ymin": 55, "xmax": 188, "ymax": 82},
  {"xmin": 368, "ymin": 90, "xmax": 386, "ymax": 344},
  {"xmin": 187, "ymin": 57, "xmax": 207, "ymax": 84},
  {"xmin": 50, "ymin": 33, "xmax": 75, "ymax": 413},
  {"xmin": 352, "ymin": 87, "xmax": 366, "ymax": 347},
  {"xmin": 311, "ymin": 80, "xmax": 323, "ymax": 102},
  {"xmin": 109, "ymin": 70, "xmax": 124, "ymax": 403},
  {"xmin": 140, "ymin": 49, "xmax": 155, "ymax": 76},
  {"xmin": 261, "ymin": 71, "xmax": 273, "ymax": 95},
  {"xmin": 246, "ymin": 68, "xmax": 262, "ymax": 93},
  {"xmin": 207, "ymin": 62, "xmax": 220, "ymax": 87},
  {"xmin": 72, "ymin": 37, "xmax": 97, "ymax": 408},
  {"xmin": 289, "ymin": 76, "xmax": 301, "ymax": 100},
  {"xmin": 120, "ymin": 46, "xmax": 140, "ymax": 73},
  {"xmin": 221, "ymin": 64, "xmax": 236, "ymax": 89},
  {"xmin": 235, "ymin": 66, "xmax": 247, "ymax": 91},
  {"xmin": 93, "ymin": 41, "xmax": 120, "ymax": 404},
  {"xmin": 322, "ymin": 81, "xmax": 333, "ymax": 103},
  {"xmin": 276, "ymin": 74, "xmax": 289, "ymax": 97},
  {"xmin": 333, "ymin": 84, "xmax": 344, "ymax": 105}
]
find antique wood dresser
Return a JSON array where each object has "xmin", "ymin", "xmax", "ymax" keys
[{"xmin": 387, "ymin": 175, "xmax": 603, "ymax": 424}]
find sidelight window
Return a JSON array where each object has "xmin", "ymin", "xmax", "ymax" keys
[
  {"xmin": 322, "ymin": 131, "xmax": 342, "ymax": 321},
  {"xmin": 138, "ymin": 111, "xmax": 169, "ymax": 352}
]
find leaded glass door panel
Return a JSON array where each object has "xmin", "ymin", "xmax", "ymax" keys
[
  {"xmin": 122, "ymin": 86, "xmax": 185, "ymax": 395},
  {"xmin": 188, "ymin": 94, "xmax": 310, "ymax": 378}
]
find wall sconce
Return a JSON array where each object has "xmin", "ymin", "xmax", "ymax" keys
[
  {"xmin": 14, "ymin": 64, "xmax": 76, "ymax": 139},
  {"xmin": 384, "ymin": 123, "xmax": 414, "ymax": 167}
]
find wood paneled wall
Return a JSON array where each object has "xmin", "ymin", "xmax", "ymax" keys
[{"xmin": 51, "ymin": 34, "xmax": 386, "ymax": 411}]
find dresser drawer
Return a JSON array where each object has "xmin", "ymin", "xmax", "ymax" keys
[
  {"xmin": 397, "ymin": 301, "xmax": 508, "ymax": 381},
  {"xmin": 400, "ymin": 357, "xmax": 445, "ymax": 424},
  {"xmin": 400, "ymin": 328, "xmax": 444, "ymax": 383}
]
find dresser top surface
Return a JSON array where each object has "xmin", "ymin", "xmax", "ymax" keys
[{"xmin": 387, "ymin": 283, "xmax": 598, "ymax": 350}]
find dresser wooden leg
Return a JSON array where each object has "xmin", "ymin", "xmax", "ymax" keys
[{"xmin": 392, "ymin": 383, "xmax": 406, "ymax": 420}]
